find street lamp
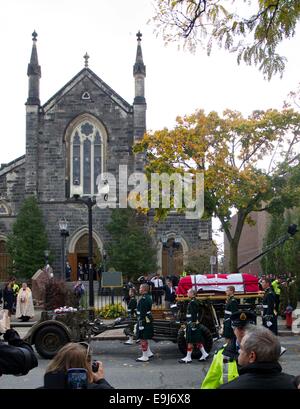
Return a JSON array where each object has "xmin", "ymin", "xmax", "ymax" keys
[
  {"xmin": 59, "ymin": 218, "xmax": 69, "ymax": 280},
  {"xmin": 72, "ymin": 181, "xmax": 109, "ymax": 316},
  {"xmin": 162, "ymin": 234, "xmax": 181, "ymax": 276}
]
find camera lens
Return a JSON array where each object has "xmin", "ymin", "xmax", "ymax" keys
[{"xmin": 92, "ymin": 361, "xmax": 99, "ymax": 372}]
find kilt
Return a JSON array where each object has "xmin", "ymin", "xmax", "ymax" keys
[
  {"xmin": 136, "ymin": 321, "xmax": 154, "ymax": 340},
  {"xmin": 186, "ymin": 322, "xmax": 204, "ymax": 344}
]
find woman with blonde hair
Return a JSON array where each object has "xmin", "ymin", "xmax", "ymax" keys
[{"xmin": 44, "ymin": 342, "xmax": 113, "ymax": 389}]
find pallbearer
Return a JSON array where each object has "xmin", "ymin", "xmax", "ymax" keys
[{"xmin": 223, "ymin": 285, "xmax": 239, "ymax": 344}]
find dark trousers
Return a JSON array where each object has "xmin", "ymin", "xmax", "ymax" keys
[
  {"xmin": 275, "ymin": 294, "xmax": 280, "ymax": 314},
  {"xmin": 263, "ymin": 316, "xmax": 278, "ymax": 335},
  {"xmin": 152, "ymin": 288, "xmax": 162, "ymax": 305}
]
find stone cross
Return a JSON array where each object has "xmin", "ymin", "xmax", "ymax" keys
[
  {"xmin": 32, "ymin": 30, "xmax": 38, "ymax": 41},
  {"xmin": 84, "ymin": 52, "xmax": 90, "ymax": 68}
]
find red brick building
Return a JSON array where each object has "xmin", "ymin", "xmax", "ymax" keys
[{"xmin": 224, "ymin": 212, "xmax": 270, "ymax": 275}]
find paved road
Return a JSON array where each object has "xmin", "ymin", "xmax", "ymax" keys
[{"xmin": 1, "ymin": 334, "xmax": 299, "ymax": 389}]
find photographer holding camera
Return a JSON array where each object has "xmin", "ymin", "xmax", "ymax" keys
[
  {"xmin": 0, "ymin": 328, "xmax": 38, "ymax": 377},
  {"xmin": 43, "ymin": 342, "xmax": 114, "ymax": 389}
]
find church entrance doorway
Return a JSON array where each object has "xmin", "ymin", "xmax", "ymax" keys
[
  {"xmin": 161, "ymin": 238, "xmax": 183, "ymax": 278},
  {"xmin": 68, "ymin": 234, "xmax": 101, "ymax": 281}
]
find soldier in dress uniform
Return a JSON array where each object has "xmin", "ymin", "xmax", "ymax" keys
[
  {"xmin": 261, "ymin": 278, "xmax": 278, "ymax": 335},
  {"xmin": 223, "ymin": 286, "xmax": 239, "ymax": 344},
  {"xmin": 136, "ymin": 284, "xmax": 154, "ymax": 362},
  {"xmin": 179, "ymin": 288, "xmax": 209, "ymax": 363},
  {"xmin": 124, "ymin": 287, "xmax": 138, "ymax": 345}
]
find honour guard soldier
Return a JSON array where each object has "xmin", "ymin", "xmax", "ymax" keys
[
  {"xmin": 179, "ymin": 289, "xmax": 209, "ymax": 363},
  {"xmin": 223, "ymin": 286, "xmax": 239, "ymax": 344},
  {"xmin": 136, "ymin": 284, "xmax": 154, "ymax": 362},
  {"xmin": 201, "ymin": 310, "xmax": 256, "ymax": 389},
  {"xmin": 124, "ymin": 288, "xmax": 138, "ymax": 345},
  {"xmin": 261, "ymin": 278, "xmax": 278, "ymax": 335}
]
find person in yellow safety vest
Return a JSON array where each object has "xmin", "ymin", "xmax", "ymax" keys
[
  {"xmin": 200, "ymin": 310, "xmax": 256, "ymax": 389},
  {"xmin": 10, "ymin": 277, "xmax": 20, "ymax": 312},
  {"xmin": 10, "ymin": 277, "xmax": 20, "ymax": 297},
  {"xmin": 181, "ymin": 271, "xmax": 187, "ymax": 277},
  {"xmin": 271, "ymin": 277, "xmax": 282, "ymax": 315}
]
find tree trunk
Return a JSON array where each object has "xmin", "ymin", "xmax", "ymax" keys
[{"xmin": 229, "ymin": 240, "xmax": 238, "ymax": 273}]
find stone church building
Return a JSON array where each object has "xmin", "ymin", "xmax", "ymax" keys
[{"xmin": 0, "ymin": 31, "xmax": 211, "ymax": 281}]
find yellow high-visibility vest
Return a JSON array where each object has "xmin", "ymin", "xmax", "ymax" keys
[
  {"xmin": 272, "ymin": 280, "xmax": 281, "ymax": 295},
  {"xmin": 200, "ymin": 348, "xmax": 239, "ymax": 389}
]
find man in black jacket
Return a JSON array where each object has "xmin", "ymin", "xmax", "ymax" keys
[
  {"xmin": 219, "ymin": 326, "xmax": 295, "ymax": 389},
  {"xmin": 0, "ymin": 329, "xmax": 38, "ymax": 376}
]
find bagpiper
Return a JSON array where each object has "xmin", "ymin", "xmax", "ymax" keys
[
  {"xmin": 179, "ymin": 288, "xmax": 209, "ymax": 363},
  {"xmin": 124, "ymin": 287, "xmax": 137, "ymax": 345},
  {"xmin": 136, "ymin": 283, "xmax": 154, "ymax": 362}
]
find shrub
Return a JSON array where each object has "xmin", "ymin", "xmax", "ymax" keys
[
  {"xmin": 95, "ymin": 303, "xmax": 126, "ymax": 318},
  {"xmin": 44, "ymin": 279, "xmax": 77, "ymax": 310}
]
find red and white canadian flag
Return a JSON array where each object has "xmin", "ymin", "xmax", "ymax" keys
[{"xmin": 176, "ymin": 273, "xmax": 259, "ymax": 296}]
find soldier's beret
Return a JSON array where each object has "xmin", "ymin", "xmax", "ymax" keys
[{"xmin": 231, "ymin": 310, "xmax": 256, "ymax": 328}]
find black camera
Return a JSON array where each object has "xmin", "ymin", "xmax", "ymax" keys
[{"xmin": 92, "ymin": 360, "xmax": 99, "ymax": 373}]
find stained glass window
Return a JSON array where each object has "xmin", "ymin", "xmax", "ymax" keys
[
  {"xmin": 94, "ymin": 131, "xmax": 102, "ymax": 193},
  {"xmin": 83, "ymin": 139, "xmax": 91, "ymax": 194},
  {"xmin": 70, "ymin": 120, "xmax": 104, "ymax": 196},
  {"xmin": 72, "ymin": 132, "xmax": 81, "ymax": 185}
]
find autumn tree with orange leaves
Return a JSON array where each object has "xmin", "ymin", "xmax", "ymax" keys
[{"xmin": 134, "ymin": 108, "xmax": 300, "ymax": 272}]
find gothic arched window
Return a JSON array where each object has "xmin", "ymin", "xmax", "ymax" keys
[
  {"xmin": 70, "ymin": 120, "xmax": 104, "ymax": 196},
  {"xmin": 0, "ymin": 202, "xmax": 10, "ymax": 215}
]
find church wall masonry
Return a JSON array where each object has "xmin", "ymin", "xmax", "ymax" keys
[{"xmin": 0, "ymin": 32, "xmax": 212, "ymax": 278}]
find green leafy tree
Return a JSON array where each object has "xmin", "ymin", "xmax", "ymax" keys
[
  {"xmin": 106, "ymin": 209, "xmax": 157, "ymax": 280},
  {"xmin": 261, "ymin": 209, "xmax": 300, "ymax": 277},
  {"xmin": 134, "ymin": 108, "xmax": 300, "ymax": 272},
  {"xmin": 151, "ymin": 0, "xmax": 300, "ymax": 79},
  {"xmin": 261, "ymin": 213, "xmax": 286, "ymax": 275},
  {"xmin": 7, "ymin": 196, "xmax": 49, "ymax": 279}
]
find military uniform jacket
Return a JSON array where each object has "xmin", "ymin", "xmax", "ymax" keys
[
  {"xmin": 223, "ymin": 296, "xmax": 239, "ymax": 339},
  {"xmin": 136, "ymin": 294, "xmax": 154, "ymax": 340},
  {"xmin": 262, "ymin": 287, "xmax": 276, "ymax": 320},
  {"xmin": 127, "ymin": 297, "xmax": 137, "ymax": 319},
  {"xmin": 186, "ymin": 298, "xmax": 204, "ymax": 344}
]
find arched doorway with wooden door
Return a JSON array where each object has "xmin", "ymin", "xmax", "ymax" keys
[
  {"xmin": 158, "ymin": 234, "xmax": 189, "ymax": 279},
  {"xmin": 0, "ymin": 236, "xmax": 11, "ymax": 281},
  {"xmin": 67, "ymin": 228, "xmax": 103, "ymax": 281}
]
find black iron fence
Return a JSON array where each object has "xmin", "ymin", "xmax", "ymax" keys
[{"xmin": 79, "ymin": 280, "xmax": 168, "ymax": 318}]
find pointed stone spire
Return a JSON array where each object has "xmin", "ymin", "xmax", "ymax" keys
[
  {"xmin": 133, "ymin": 31, "xmax": 146, "ymax": 76},
  {"xmin": 133, "ymin": 31, "xmax": 146, "ymax": 172},
  {"xmin": 26, "ymin": 30, "xmax": 41, "ymax": 105}
]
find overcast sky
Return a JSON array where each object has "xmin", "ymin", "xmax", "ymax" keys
[{"xmin": 1, "ymin": 0, "xmax": 300, "ymax": 248}]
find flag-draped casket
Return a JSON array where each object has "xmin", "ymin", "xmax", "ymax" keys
[{"xmin": 176, "ymin": 273, "xmax": 259, "ymax": 296}]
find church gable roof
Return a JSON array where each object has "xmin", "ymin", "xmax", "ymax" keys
[
  {"xmin": 43, "ymin": 68, "xmax": 133, "ymax": 114},
  {"xmin": 0, "ymin": 155, "xmax": 26, "ymax": 177}
]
